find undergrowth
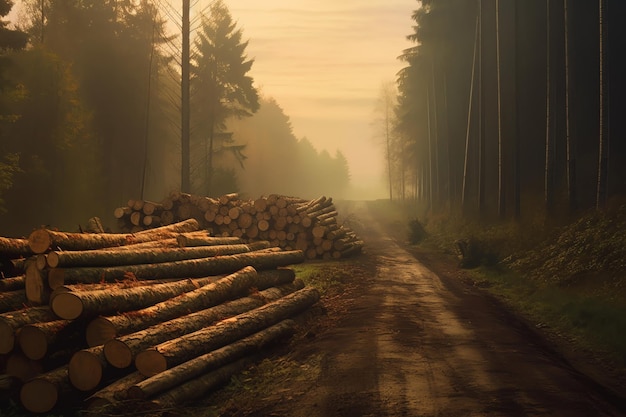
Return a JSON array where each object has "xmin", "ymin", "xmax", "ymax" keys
[{"xmin": 396, "ymin": 199, "xmax": 626, "ymax": 376}]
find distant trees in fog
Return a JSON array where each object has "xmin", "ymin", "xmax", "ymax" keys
[{"xmin": 0, "ymin": 1, "xmax": 351, "ymax": 236}]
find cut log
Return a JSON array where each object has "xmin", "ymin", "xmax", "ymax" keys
[
  {"xmin": 128, "ymin": 319, "xmax": 295, "ymax": 400},
  {"xmin": 47, "ymin": 249, "xmax": 305, "ymax": 288},
  {"xmin": 68, "ymin": 346, "xmax": 107, "ymax": 391},
  {"xmin": 134, "ymin": 286, "xmax": 319, "ymax": 376},
  {"xmin": 46, "ymin": 242, "xmax": 270, "ymax": 269},
  {"xmin": 6, "ymin": 351, "xmax": 43, "ymax": 382},
  {"xmin": 19, "ymin": 365, "xmax": 71, "ymax": 414},
  {"xmin": 85, "ymin": 371, "xmax": 146, "ymax": 413},
  {"xmin": 24, "ymin": 263, "xmax": 49, "ymax": 305},
  {"xmin": 176, "ymin": 234, "xmax": 243, "ymax": 247},
  {"xmin": 0, "ymin": 236, "xmax": 33, "ymax": 258},
  {"xmin": 113, "ymin": 206, "xmax": 132, "ymax": 219},
  {"xmin": 0, "ymin": 289, "xmax": 27, "ymax": 313},
  {"xmin": 18, "ymin": 318, "xmax": 86, "ymax": 360},
  {"xmin": 27, "ymin": 219, "xmax": 200, "ymax": 254},
  {"xmin": 0, "ymin": 275, "xmax": 26, "ymax": 291},
  {"xmin": 102, "ymin": 279, "xmax": 304, "ymax": 370},
  {"xmin": 0, "ymin": 306, "xmax": 57, "ymax": 354},
  {"xmin": 152, "ymin": 356, "xmax": 256, "ymax": 408},
  {"xmin": 51, "ymin": 276, "xmax": 214, "ymax": 320},
  {"xmin": 86, "ymin": 266, "xmax": 259, "ymax": 347}
]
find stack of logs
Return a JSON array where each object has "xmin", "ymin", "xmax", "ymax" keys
[
  {"xmin": 114, "ymin": 193, "xmax": 364, "ymax": 260},
  {"xmin": 0, "ymin": 219, "xmax": 320, "ymax": 414}
]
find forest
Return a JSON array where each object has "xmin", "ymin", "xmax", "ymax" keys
[
  {"xmin": 0, "ymin": 0, "xmax": 350, "ymax": 237},
  {"xmin": 391, "ymin": 0, "xmax": 626, "ymax": 221}
]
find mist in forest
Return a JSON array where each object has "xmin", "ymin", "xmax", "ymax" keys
[{"xmin": 1, "ymin": 0, "xmax": 625, "ymax": 237}]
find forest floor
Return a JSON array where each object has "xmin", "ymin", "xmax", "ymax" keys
[{"xmin": 167, "ymin": 200, "xmax": 626, "ymax": 417}]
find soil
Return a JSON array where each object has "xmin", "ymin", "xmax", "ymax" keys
[{"xmin": 203, "ymin": 201, "xmax": 626, "ymax": 417}]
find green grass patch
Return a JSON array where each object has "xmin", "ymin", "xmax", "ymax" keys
[{"xmin": 468, "ymin": 265, "xmax": 626, "ymax": 371}]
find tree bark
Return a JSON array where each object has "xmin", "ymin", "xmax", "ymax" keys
[
  {"xmin": 134, "ymin": 286, "xmax": 319, "ymax": 376},
  {"xmin": 27, "ymin": 219, "xmax": 200, "ymax": 254},
  {"xmin": 47, "ymin": 249, "xmax": 305, "ymax": 288},
  {"xmin": 0, "ymin": 236, "xmax": 33, "ymax": 258},
  {"xmin": 176, "ymin": 233, "xmax": 242, "ymax": 247},
  {"xmin": 102, "ymin": 280, "xmax": 304, "ymax": 370},
  {"xmin": 85, "ymin": 266, "xmax": 261, "ymax": 347},
  {"xmin": 46, "ymin": 241, "xmax": 270, "ymax": 269},
  {"xmin": 128, "ymin": 319, "xmax": 295, "ymax": 400},
  {"xmin": 51, "ymin": 276, "xmax": 215, "ymax": 320}
]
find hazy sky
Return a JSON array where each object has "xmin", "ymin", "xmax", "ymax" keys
[{"xmin": 205, "ymin": 0, "xmax": 417, "ymax": 198}]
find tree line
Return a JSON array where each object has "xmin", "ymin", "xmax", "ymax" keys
[
  {"xmin": 389, "ymin": 0, "xmax": 626, "ymax": 221},
  {"xmin": 0, "ymin": 0, "xmax": 350, "ymax": 236}
]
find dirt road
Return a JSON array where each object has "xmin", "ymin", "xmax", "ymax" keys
[{"xmin": 218, "ymin": 201, "xmax": 626, "ymax": 417}]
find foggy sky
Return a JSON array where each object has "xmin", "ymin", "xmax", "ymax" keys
[{"xmin": 202, "ymin": 0, "xmax": 416, "ymax": 199}]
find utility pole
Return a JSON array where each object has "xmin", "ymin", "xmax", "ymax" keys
[{"xmin": 181, "ymin": 0, "xmax": 191, "ymax": 193}]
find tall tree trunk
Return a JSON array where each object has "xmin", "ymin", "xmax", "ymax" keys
[
  {"xmin": 181, "ymin": 0, "xmax": 191, "ymax": 193},
  {"xmin": 426, "ymin": 88, "xmax": 433, "ymax": 211},
  {"xmin": 462, "ymin": 9, "xmax": 480, "ymax": 213},
  {"xmin": 545, "ymin": 0, "xmax": 555, "ymax": 215},
  {"xmin": 596, "ymin": 0, "xmax": 609, "ymax": 209},
  {"xmin": 431, "ymin": 60, "xmax": 440, "ymax": 210},
  {"xmin": 495, "ymin": 0, "xmax": 505, "ymax": 219},
  {"xmin": 564, "ymin": 0, "xmax": 576, "ymax": 212},
  {"xmin": 513, "ymin": 0, "xmax": 521, "ymax": 220},
  {"xmin": 477, "ymin": 0, "xmax": 485, "ymax": 215}
]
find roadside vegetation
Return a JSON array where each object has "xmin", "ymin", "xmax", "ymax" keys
[{"xmin": 369, "ymin": 198, "xmax": 626, "ymax": 385}]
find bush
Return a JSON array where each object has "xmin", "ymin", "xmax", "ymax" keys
[{"xmin": 408, "ymin": 218, "xmax": 427, "ymax": 244}]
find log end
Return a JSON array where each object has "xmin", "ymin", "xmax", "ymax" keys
[
  {"xmin": 135, "ymin": 349, "xmax": 167, "ymax": 377},
  {"xmin": 51, "ymin": 292, "xmax": 83, "ymax": 320},
  {"xmin": 69, "ymin": 350, "xmax": 103, "ymax": 392},
  {"xmin": 18, "ymin": 325, "xmax": 48, "ymax": 360},
  {"xmin": 103, "ymin": 339, "xmax": 133, "ymax": 369},
  {"xmin": 86, "ymin": 317, "xmax": 117, "ymax": 347},
  {"xmin": 20, "ymin": 378, "xmax": 58, "ymax": 414},
  {"xmin": 27, "ymin": 229, "xmax": 52, "ymax": 254}
]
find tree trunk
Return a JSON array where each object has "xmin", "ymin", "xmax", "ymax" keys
[
  {"xmin": 564, "ymin": 0, "xmax": 576, "ymax": 212},
  {"xmin": 102, "ymin": 280, "xmax": 304, "ymax": 370},
  {"xmin": 128, "ymin": 319, "xmax": 295, "ymax": 401},
  {"xmin": 596, "ymin": 0, "xmax": 608, "ymax": 209},
  {"xmin": 51, "ymin": 276, "xmax": 215, "ymax": 320},
  {"xmin": 0, "ymin": 306, "xmax": 57, "ymax": 354},
  {"xmin": 46, "ymin": 241, "xmax": 270, "ymax": 269},
  {"xmin": 47, "ymin": 249, "xmax": 305, "ymax": 288},
  {"xmin": 27, "ymin": 219, "xmax": 200, "ymax": 254},
  {"xmin": 85, "ymin": 266, "xmax": 264, "ymax": 347},
  {"xmin": 496, "ymin": 0, "xmax": 505, "ymax": 218},
  {"xmin": 134, "ymin": 287, "xmax": 319, "ymax": 376}
]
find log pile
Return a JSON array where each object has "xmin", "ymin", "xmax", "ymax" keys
[
  {"xmin": 115, "ymin": 193, "xmax": 364, "ymax": 260},
  {"xmin": 0, "ymin": 220, "xmax": 320, "ymax": 414}
]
